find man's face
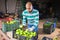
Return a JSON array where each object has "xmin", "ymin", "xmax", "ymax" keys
[{"xmin": 26, "ymin": 3, "xmax": 33, "ymax": 12}]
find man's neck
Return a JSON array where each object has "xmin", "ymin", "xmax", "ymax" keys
[
  {"xmin": 29, "ymin": 9, "xmax": 33, "ymax": 13},
  {"xmin": 29, "ymin": 11, "xmax": 32, "ymax": 13}
]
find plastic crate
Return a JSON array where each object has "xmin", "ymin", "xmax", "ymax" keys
[
  {"xmin": 42, "ymin": 37, "xmax": 53, "ymax": 40},
  {"xmin": 43, "ymin": 22, "xmax": 55, "ymax": 34},
  {"xmin": 13, "ymin": 29, "xmax": 38, "ymax": 40},
  {"xmin": 2, "ymin": 20, "xmax": 20, "ymax": 32},
  {"xmin": 18, "ymin": 35, "xmax": 37, "ymax": 40}
]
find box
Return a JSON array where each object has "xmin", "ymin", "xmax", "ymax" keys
[
  {"xmin": 2, "ymin": 20, "xmax": 20, "ymax": 32},
  {"xmin": 13, "ymin": 28, "xmax": 38, "ymax": 40},
  {"xmin": 42, "ymin": 37, "xmax": 52, "ymax": 40},
  {"xmin": 43, "ymin": 22, "xmax": 55, "ymax": 34},
  {"xmin": 18, "ymin": 35, "xmax": 37, "ymax": 40}
]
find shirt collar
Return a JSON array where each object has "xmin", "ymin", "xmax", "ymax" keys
[{"xmin": 26, "ymin": 9, "xmax": 34, "ymax": 13}]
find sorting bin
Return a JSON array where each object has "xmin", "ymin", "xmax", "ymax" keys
[
  {"xmin": 42, "ymin": 37, "xmax": 53, "ymax": 40},
  {"xmin": 13, "ymin": 28, "xmax": 38, "ymax": 40},
  {"xmin": 2, "ymin": 20, "xmax": 20, "ymax": 32},
  {"xmin": 18, "ymin": 35, "xmax": 37, "ymax": 40},
  {"xmin": 43, "ymin": 22, "xmax": 54, "ymax": 34}
]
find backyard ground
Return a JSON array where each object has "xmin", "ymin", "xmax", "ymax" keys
[{"xmin": 0, "ymin": 20, "xmax": 60, "ymax": 40}]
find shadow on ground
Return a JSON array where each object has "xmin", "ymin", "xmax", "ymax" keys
[
  {"xmin": 38, "ymin": 28, "xmax": 43, "ymax": 34},
  {"xmin": 38, "ymin": 28, "xmax": 51, "ymax": 35}
]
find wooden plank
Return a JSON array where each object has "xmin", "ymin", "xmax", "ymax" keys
[{"xmin": 0, "ymin": 30, "xmax": 10, "ymax": 40}]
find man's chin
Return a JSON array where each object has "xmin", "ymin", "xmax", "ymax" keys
[
  {"xmin": 29, "ymin": 11, "xmax": 32, "ymax": 12},
  {"xmin": 26, "ymin": 9, "xmax": 33, "ymax": 13}
]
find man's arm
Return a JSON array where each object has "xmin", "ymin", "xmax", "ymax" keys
[
  {"xmin": 22, "ymin": 12, "xmax": 26, "ymax": 26},
  {"xmin": 28, "ymin": 11, "xmax": 39, "ymax": 31},
  {"xmin": 34, "ymin": 11, "xmax": 39, "ymax": 27}
]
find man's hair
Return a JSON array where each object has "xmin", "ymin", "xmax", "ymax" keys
[
  {"xmin": 26, "ymin": 2, "xmax": 32, "ymax": 7},
  {"xmin": 26, "ymin": 2, "xmax": 32, "ymax": 5}
]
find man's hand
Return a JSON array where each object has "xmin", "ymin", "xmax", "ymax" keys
[
  {"xmin": 28, "ymin": 26, "xmax": 35, "ymax": 31},
  {"xmin": 19, "ymin": 25, "xmax": 23, "ymax": 28},
  {"xmin": 28, "ymin": 28, "xmax": 33, "ymax": 31}
]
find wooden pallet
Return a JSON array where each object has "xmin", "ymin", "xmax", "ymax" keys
[
  {"xmin": 0, "ymin": 30, "xmax": 18, "ymax": 40},
  {"xmin": 0, "ymin": 30, "xmax": 10, "ymax": 40}
]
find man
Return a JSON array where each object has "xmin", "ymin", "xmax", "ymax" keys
[
  {"xmin": 22, "ymin": 2, "xmax": 39, "ymax": 32},
  {"xmin": 22, "ymin": 2, "xmax": 39, "ymax": 40}
]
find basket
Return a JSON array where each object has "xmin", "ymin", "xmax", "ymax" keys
[
  {"xmin": 18, "ymin": 35, "xmax": 37, "ymax": 40},
  {"xmin": 13, "ymin": 28, "xmax": 38, "ymax": 40},
  {"xmin": 43, "ymin": 22, "xmax": 55, "ymax": 34},
  {"xmin": 2, "ymin": 20, "xmax": 20, "ymax": 32},
  {"xmin": 42, "ymin": 37, "xmax": 52, "ymax": 40}
]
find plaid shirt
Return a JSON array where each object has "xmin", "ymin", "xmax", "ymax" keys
[{"xmin": 22, "ymin": 9, "xmax": 39, "ymax": 27}]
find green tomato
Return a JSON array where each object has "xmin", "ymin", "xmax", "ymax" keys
[
  {"xmin": 20, "ymin": 31, "xmax": 23, "ymax": 35},
  {"xmin": 27, "ymin": 32, "xmax": 30, "ymax": 35},
  {"xmin": 20, "ymin": 32, "xmax": 22, "ymax": 35},
  {"xmin": 16, "ymin": 31, "xmax": 19, "ymax": 34},
  {"xmin": 24, "ymin": 34, "xmax": 27, "ymax": 37},
  {"xmin": 30, "ymin": 32, "xmax": 36, "ymax": 36},
  {"xmin": 23, "ymin": 32, "xmax": 28, "ymax": 37},
  {"xmin": 30, "ymin": 32, "xmax": 33, "ymax": 35},
  {"xmin": 10, "ymin": 21, "xmax": 14, "ymax": 24},
  {"xmin": 23, "ymin": 32, "xmax": 26, "ymax": 35},
  {"xmin": 13, "ymin": 20, "xmax": 16, "ymax": 22},
  {"xmin": 25, "ymin": 29, "xmax": 28, "ymax": 32},
  {"xmin": 29, "ymin": 35, "xmax": 33, "ymax": 38},
  {"xmin": 16, "ymin": 29, "xmax": 20, "ymax": 32},
  {"xmin": 33, "ymin": 32, "xmax": 36, "ymax": 36},
  {"xmin": 25, "ymin": 32, "xmax": 29, "ymax": 36},
  {"xmin": 26, "ymin": 34, "xmax": 29, "ymax": 37},
  {"xmin": 16, "ymin": 29, "xmax": 21, "ymax": 34}
]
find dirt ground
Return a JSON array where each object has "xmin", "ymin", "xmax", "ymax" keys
[
  {"xmin": 6, "ymin": 21, "xmax": 60, "ymax": 40},
  {"xmin": 38, "ymin": 21, "xmax": 60, "ymax": 40},
  {"xmin": 0, "ymin": 20, "xmax": 60, "ymax": 40}
]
